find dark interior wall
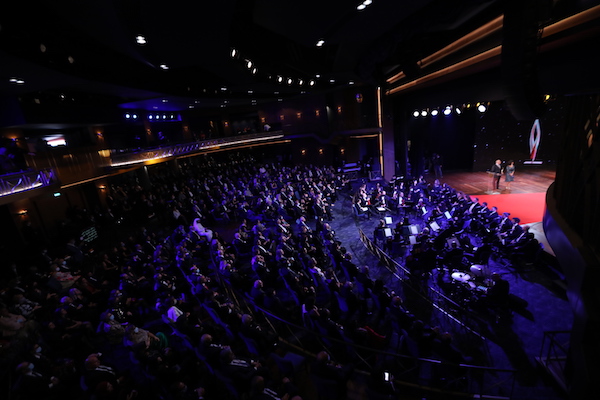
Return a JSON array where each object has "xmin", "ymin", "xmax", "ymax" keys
[
  {"xmin": 543, "ymin": 93, "xmax": 600, "ymax": 400},
  {"xmin": 398, "ymin": 104, "xmax": 478, "ymax": 177}
]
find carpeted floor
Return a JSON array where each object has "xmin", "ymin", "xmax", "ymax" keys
[{"xmin": 472, "ymin": 193, "xmax": 547, "ymax": 225}]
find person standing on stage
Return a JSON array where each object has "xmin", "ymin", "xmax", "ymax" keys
[
  {"xmin": 490, "ymin": 159, "xmax": 503, "ymax": 191},
  {"xmin": 432, "ymin": 153, "xmax": 443, "ymax": 179},
  {"xmin": 505, "ymin": 160, "xmax": 515, "ymax": 190}
]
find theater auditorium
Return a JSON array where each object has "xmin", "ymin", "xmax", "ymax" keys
[{"xmin": 0, "ymin": 2, "xmax": 599, "ymax": 400}]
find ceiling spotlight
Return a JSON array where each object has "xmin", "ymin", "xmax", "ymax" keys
[
  {"xmin": 148, "ymin": 115, "xmax": 153, "ymax": 119},
  {"xmin": 315, "ymin": 74, "xmax": 321, "ymax": 78},
  {"xmin": 309, "ymin": 80, "xmax": 315, "ymax": 86},
  {"xmin": 188, "ymin": 105, "xmax": 195, "ymax": 109},
  {"xmin": 251, "ymin": 67, "xmax": 257, "ymax": 75},
  {"xmin": 277, "ymin": 76, "xmax": 283, "ymax": 83},
  {"xmin": 136, "ymin": 35, "xmax": 147, "ymax": 45},
  {"xmin": 40, "ymin": 43, "xmax": 47, "ymax": 53},
  {"xmin": 431, "ymin": 109, "xmax": 439, "ymax": 116},
  {"xmin": 159, "ymin": 64, "xmax": 169, "ymax": 70},
  {"xmin": 316, "ymin": 39, "xmax": 325, "ymax": 47},
  {"xmin": 67, "ymin": 56, "xmax": 74, "ymax": 64},
  {"xmin": 477, "ymin": 103, "xmax": 487, "ymax": 113},
  {"xmin": 132, "ymin": 114, "xmax": 138, "ymax": 119},
  {"xmin": 245, "ymin": 59, "xmax": 253, "ymax": 69},
  {"xmin": 125, "ymin": 113, "xmax": 131, "ymax": 119},
  {"xmin": 162, "ymin": 99, "xmax": 168, "ymax": 103},
  {"xmin": 329, "ymin": 79, "xmax": 335, "ymax": 83},
  {"xmin": 455, "ymin": 107, "xmax": 462, "ymax": 115},
  {"xmin": 298, "ymin": 79, "xmax": 304, "ymax": 86},
  {"xmin": 357, "ymin": 4, "xmax": 367, "ymax": 10},
  {"xmin": 230, "ymin": 48, "xmax": 237, "ymax": 58},
  {"xmin": 348, "ymin": 80, "xmax": 355, "ymax": 85},
  {"xmin": 363, "ymin": 0, "xmax": 373, "ymax": 5},
  {"xmin": 9, "ymin": 78, "xmax": 25, "ymax": 84},
  {"xmin": 421, "ymin": 110, "xmax": 428, "ymax": 117},
  {"xmin": 413, "ymin": 110, "xmax": 420, "ymax": 118},
  {"xmin": 443, "ymin": 106, "xmax": 452, "ymax": 116},
  {"xmin": 248, "ymin": 90, "xmax": 253, "ymax": 94},
  {"xmin": 220, "ymin": 87, "xmax": 228, "ymax": 91},
  {"xmin": 287, "ymin": 78, "xmax": 293, "ymax": 85}
]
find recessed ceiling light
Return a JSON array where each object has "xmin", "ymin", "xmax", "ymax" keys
[
  {"xmin": 245, "ymin": 59, "xmax": 253, "ymax": 69},
  {"xmin": 40, "ymin": 43, "xmax": 47, "ymax": 53},
  {"xmin": 67, "ymin": 56, "xmax": 74, "ymax": 64},
  {"xmin": 298, "ymin": 79, "xmax": 304, "ymax": 86},
  {"xmin": 230, "ymin": 48, "xmax": 237, "ymax": 58},
  {"xmin": 136, "ymin": 35, "xmax": 147, "ymax": 45},
  {"xmin": 9, "ymin": 78, "xmax": 25, "ymax": 84},
  {"xmin": 316, "ymin": 39, "xmax": 325, "ymax": 47},
  {"xmin": 189, "ymin": 105, "xmax": 195, "ymax": 109},
  {"xmin": 162, "ymin": 99, "xmax": 168, "ymax": 103},
  {"xmin": 309, "ymin": 80, "xmax": 315, "ymax": 86},
  {"xmin": 315, "ymin": 74, "xmax": 321, "ymax": 78},
  {"xmin": 329, "ymin": 79, "xmax": 335, "ymax": 83},
  {"xmin": 248, "ymin": 90, "xmax": 253, "ymax": 94},
  {"xmin": 251, "ymin": 67, "xmax": 258, "ymax": 75},
  {"xmin": 221, "ymin": 87, "xmax": 228, "ymax": 91},
  {"xmin": 159, "ymin": 64, "xmax": 169, "ymax": 70},
  {"xmin": 357, "ymin": 4, "xmax": 367, "ymax": 11},
  {"xmin": 287, "ymin": 78, "xmax": 293, "ymax": 85}
]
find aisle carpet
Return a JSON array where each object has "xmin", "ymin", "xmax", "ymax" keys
[{"xmin": 472, "ymin": 192, "xmax": 547, "ymax": 225}]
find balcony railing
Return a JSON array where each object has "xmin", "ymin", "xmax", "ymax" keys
[
  {"xmin": 108, "ymin": 131, "xmax": 285, "ymax": 168},
  {"xmin": 0, "ymin": 169, "xmax": 57, "ymax": 198}
]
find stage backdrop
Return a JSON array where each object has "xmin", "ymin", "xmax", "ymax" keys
[{"xmin": 471, "ymin": 97, "xmax": 564, "ymax": 173}]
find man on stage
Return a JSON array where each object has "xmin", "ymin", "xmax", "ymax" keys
[{"xmin": 490, "ymin": 159, "xmax": 503, "ymax": 191}]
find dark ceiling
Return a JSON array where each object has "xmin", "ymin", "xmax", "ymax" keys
[{"xmin": 0, "ymin": 0, "xmax": 598, "ymax": 122}]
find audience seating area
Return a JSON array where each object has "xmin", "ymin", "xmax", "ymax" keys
[{"xmin": 1, "ymin": 152, "xmax": 542, "ymax": 400}]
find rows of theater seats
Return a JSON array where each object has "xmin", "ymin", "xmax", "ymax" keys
[{"xmin": 2, "ymin": 154, "xmax": 480, "ymax": 400}]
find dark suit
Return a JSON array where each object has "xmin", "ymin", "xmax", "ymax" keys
[{"xmin": 490, "ymin": 162, "xmax": 502, "ymax": 190}]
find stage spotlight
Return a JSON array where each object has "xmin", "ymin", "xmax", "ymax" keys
[
  {"xmin": 421, "ymin": 110, "xmax": 428, "ymax": 117},
  {"xmin": 443, "ymin": 106, "xmax": 452, "ymax": 116},
  {"xmin": 431, "ymin": 109, "xmax": 439, "ymax": 116},
  {"xmin": 477, "ymin": 103, "xmax": 487, "ymax": 113},
  {"xmin": 413, "ymin": 110, "xmax": 420, "ymax": 118}
]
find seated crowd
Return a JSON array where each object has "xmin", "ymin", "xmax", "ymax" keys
[{"xmin": 1, "ymin": 153, "xmax": 533, "ymax": 400}]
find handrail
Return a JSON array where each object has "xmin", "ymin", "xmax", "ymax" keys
[
  {"xmin": 0, "ymin": 168, "xmax": 57, "ymax": 198},
  {"xmin": 237, "ymin": 284, "xmax": 516, "ymax": 399},
  {"xmin": 108, "ymin": 131, "xmax": 285, "ymax": 168}
]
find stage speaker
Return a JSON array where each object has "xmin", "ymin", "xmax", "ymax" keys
[{"xmin": 502, "ymin": 0, "xmax": 552, "ymax": 121}]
